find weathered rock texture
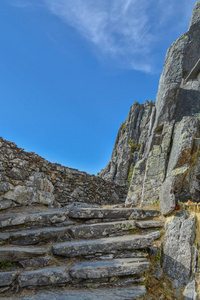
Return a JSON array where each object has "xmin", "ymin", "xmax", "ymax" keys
[
  {"xmin": 99, "ymin": 2, "xmax": 200, "ymax": 215},
  {"xmin": 0, "ymin": 204, "xmax": 161, "ymax": 298},
  {"xmin": 99, "ymin": 100, "xmax": 154, "ymax": 185},
  {"xmin": 162, "ymin": 212, "xmax": 196, "ymax": 287},
  {"xmin": 1, "ymin": 2, "xmax": 200, "ymax": 299},
  {"xmin": 0, "ymin": 138, "xmax": 128, "ymax": 210}
]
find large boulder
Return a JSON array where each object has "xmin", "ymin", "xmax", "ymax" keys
[{"xmin": 162, "ymin": 212, "xmax": 196, "ymax": 287}]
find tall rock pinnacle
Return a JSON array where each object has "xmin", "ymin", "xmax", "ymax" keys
[{"xmin": 189, "ymin": 1, "xmax": 200, "ymax": 29}]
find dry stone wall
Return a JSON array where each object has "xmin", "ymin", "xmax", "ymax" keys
[{"xmin": 0, "ymin": 137, "xmax": 128, "ymax": 211}]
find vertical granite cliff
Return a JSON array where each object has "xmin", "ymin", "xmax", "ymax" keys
[
  {"xmin": 99, "ymin": 100, "xmax": 155, "ymax": 185},
  {"xmin": 100, "ymin": 1, "xmax": 200, "ymax": 215},
  {"xmin": 99, "ymin": 3, "xmax": 200, "ymax": 296}
]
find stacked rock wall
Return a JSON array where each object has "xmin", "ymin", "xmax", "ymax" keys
[{"xmin": 0, "ymin": 137, "xmax": 128, "ymax": 211}]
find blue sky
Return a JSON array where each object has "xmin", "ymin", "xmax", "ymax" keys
[{"xmin": 0, "ymin": 0, "xmax": 197, "ymax": 174}]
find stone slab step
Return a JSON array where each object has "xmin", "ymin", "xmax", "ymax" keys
[
  {"xmin": 145, "ymin": 230, "xmax": 161, "ymax": 240},
  {"xmin": 18, "ymin": 266, "xmax": 70, "ymax": 287},
  {"xmin": 0, "ymin": 246, "xmax": 47, "ymax": 262},
  {"xmin": 69, "ymin": 220, "xmax": 136, "ymax": 239},
  {"xmin": 136, "ymin": 220, "xmax": 164, "ymax": 229},
  {"xmin": 20, "ymin": 286, "xmax": 146, "ymax": 299},
  {"xmin": 0, "ymin": 209, "xmax": 73, "ymax": 229},
  {"xmin": 68, "ymin": 207, "xmax": 159, "ymax": 220},
  {"xmin": 3, "ymin": 226, "xmax": 70, "ymax": 246},
  {"xmin": 70, "ymin": 258, "xmax": 150, "ymax": 279},
  {"xmin": 52, "ymin": 234, "xmax": 154, "ymax": 257}
]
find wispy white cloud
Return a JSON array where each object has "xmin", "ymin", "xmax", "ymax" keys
[
  {"xmin": 7, "ymin": 0, "xmax": 35, "ymax": 8},
  {"xmin": 8, "ymin": 0, "xmax": 197, "ymax": 72}
]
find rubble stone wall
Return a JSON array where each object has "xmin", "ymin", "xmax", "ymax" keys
[{"xmin": 0, "ymin": 137, "xmax": 128, "ymax": 210}]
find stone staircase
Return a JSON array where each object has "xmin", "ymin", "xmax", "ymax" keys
[{"xmin": 0, "ymin": 205, "xmax": 164, "ymax": 299}]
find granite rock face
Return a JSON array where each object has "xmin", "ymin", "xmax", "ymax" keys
[
  {"xmin": 162, "ymin": 212, "xmax": 196, "ymax": 287},
  {"xmin": 99, "ymin": 101, "xmax": 154, "ymax": 185},
  {"xmin": 98, "ymin": 2, "xmax": 200, "ymax": 212}
]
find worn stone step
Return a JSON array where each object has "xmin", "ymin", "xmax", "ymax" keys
[
  {"xmin": 52, "ymin": 234, "xmax": 154, "ymax": 257},
  {"xmin": 0, "ymin": 209, "xmax": 73, "ymax": 229},
  {"xmin": 3, "ymin": 226, "xmax": 71, "ymax": 246},
  {"xmin": 18, "ymin": 266, "xmax": 70, "ymax": 288},
  {"xmin": 69, "ymin": 220, "xmax": 136, "ymax": 239},
  {"xmin": 70, "ymin": 258, "xmax": 150, "ymax": 279},
  {"xmin": 68, "ymin": 207, "xmax": 159, "ymax": 220},
  {"xmin": 136, "ymin": 220, "xmax": 164, "ymax": 229},
  {"xmin": 0, "ymin": 246, "xmax": 47, "ymax": 262},
  {"xmin": 19, "ymin": 286, "xmax": 146, "ymax": 299},
  {"xmin": 82, "ymin": 275, "xmax": 146, "ymax": 288}
]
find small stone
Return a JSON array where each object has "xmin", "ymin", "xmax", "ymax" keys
[
  {"xmin": 183, "ymin": 280, "xmax": 197, "ymax": 300},
  {"xmin": 0, "ymin": 271, "xmax": 19, "ymax": 287},
  {"xmin": 0, "ymin": 200, "xmax": 13, "ymax": 211},
  {"xmin": 0, "ymin": 182, "xmax": 10, "ymax": 193}
]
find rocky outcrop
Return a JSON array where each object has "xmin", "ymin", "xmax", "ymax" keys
[
  {"xmin": 124, "ymin": 2, "xmax": 200, "ymax": 211},
  {"xmin": 99, "ymin": 101, "xmax": 154, "ymax": 185},
  {"xmin": 162, "ymin": 212, "xmax": 196, "ymax": 288}
]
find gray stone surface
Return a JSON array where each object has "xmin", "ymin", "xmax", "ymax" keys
[
  {"xmin": 69, "ymin": 220, "xmax": 136, "ymax": 239},
  {"xmin": 70, "ymin": 258, "xmax": 150, "ymax": 279},
  {"xmin": 125, "ymin": 158, "xmax": 146, "ymax": 207},
  {"xmin": 0, "ymin": 138, "xmax": 128, "ymax": 207},
  {"xmin": 9, "ymin": 226, "xmax": 70, "ymax": 245},
  {"xmin": 136, "ymin": 220, "xmax": 164, "ymax": 229},
  {"xmin": 21, "ymin": 286, "xmax": 146, "ymax": 300},
  {"xmin": 115, "ymin": 251, "xmax": 148, "ymax": 259},
  {"xmin": 0, "ymin": 246, "xmax": 46, "ymax": 262},
  {"xmin": 142, "ymin": 122, "xmax": 174, "ymax": 207},
  {"xmin": 0, "ymin": 200, "xmax": 13, "ymax": 211},
  {"xmin": 0, "ymin": 209, "xmax": 69, "ymax": 229},
  {"xmin": 83, "ymin": 275, "xmax": 145, "ymax": 288},
  {"xmin": 129, "ymin": 209, "xmax": 159, "ymax": 220},
  {"xmin": 68, "ymin": 207, "xmax": 137, "ymax": 219},
  {"xmin": 145, "ymin": 230, "xmax": 160, "ymax": 240},
  {"xmin": 162, "ymin": 212, "xmax": 196, "ymax": 287},
  {"xmin": 18, "ymin": 266, "xmax": 70, "ymax": 287},
  {"xmin": 167, "ymin": 117, "xmax": 199, "ymax": 174},
  {"xmin": 52, "ymin": 234, "xmax": 154, "ymax": 257},
  {"xmin": 189, "ymin": 1, "xmax": 200, "ymax": 29},
  {"xmin": 0, "ymin": 233, "xmax": 9, "ymax": 245},
  {"xmin": 99, "ymin": 100, "xmax": 154, "ymax": 185},
  {"xmin": 4, "ymin": 173, "xmax": 55, "ymax": 206},
  {"xmin": 101, "ymin": 1, "xmax": 200, "ymax": 213},
  {"xmin": 0, "ymin": 271, "xmax": 19, "ymax": 287},
  {"xmin": 183, "ymin": 280, "xmax": 198, "ymax": 300},
  {"xmin": 68, "ymin": 207, "xmax": 159, "ymax": 221}
]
